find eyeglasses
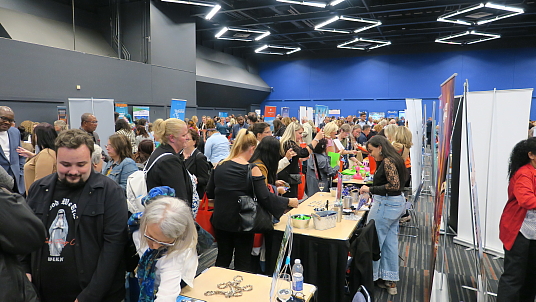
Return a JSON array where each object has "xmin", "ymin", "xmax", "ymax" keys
[
  {"xmin": 0, "ymin": 116, "xmax": 14, "ymax": 123},
  {"xmin": 85, "ymin": 120, "xmax": 98, "ymax": 124},
  {"xmin": 144, "ymin": 226, "xmax": 176, "ymax": 247}
]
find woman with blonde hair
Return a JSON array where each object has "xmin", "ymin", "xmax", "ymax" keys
[
  {"xmin": 323, "ymin": 121, "xmax": 340, "ymax": 154},
  {"xmin": 136, "ymin": 196, "xmax": 198, "ymax": 301},
  {"xmin": 206, "ymin": 129, "xmax": 297, "ymax": 272},
  {"xmin": 278, "ymin": 122, "xmax": 324, "ymax": 198},
  {"xmin": 383, "ymin": 124, "xmax": 398, "ymax": 142},
  {"xmin": 145, "ymin": 118, "xmax": 194, "ymax": 208},
  {"xmin": 392, "ymin": 126, "xmax": 413, "ymax": 188}
]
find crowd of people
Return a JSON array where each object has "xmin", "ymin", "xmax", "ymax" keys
[{"xmin": 12, "ymin": 105, "xmax": 535, "ymax": 302}]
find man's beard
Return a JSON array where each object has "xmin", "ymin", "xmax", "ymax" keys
[{"xmin": 59, "ymin": 174, "xmax": 87, "ymax": 188}]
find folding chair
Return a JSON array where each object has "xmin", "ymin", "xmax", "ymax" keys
[{"xmin": 398, "ymin": 181, "xmax": 424, "ymax": 238}]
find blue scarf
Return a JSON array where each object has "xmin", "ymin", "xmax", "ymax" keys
[{"xmin": 138, "ymin": 248, "xmax": 168, "ymax": 302}]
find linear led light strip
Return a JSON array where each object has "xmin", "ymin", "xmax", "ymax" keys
[
  {"xmin": 255, "ymin": 45, "xmax": 301, "ymax": 55},
  {"xmin": 435, "ymin": 30, "xmax": 500, "ymax": 45},
  {"xmin": 162, "ymin": 0, "xmax": 221, "ymax": 20},
  {"xmin": 437, "ymin": 2, "xmax": 523, "ymax": 26},
  {"xmin": 315, "ymin": 15, "xmax": 381, "ymax": 33},
  {"xmin": 215, "ymin": 27, "xmax": 270, "ymax": 41},
  {"xmin": 337, "ymin": 38, "xmax": 391, "ymax": 50},
  {"xmin": 276, "ymin": 0, "xmax": 347, "ymax": 8}
]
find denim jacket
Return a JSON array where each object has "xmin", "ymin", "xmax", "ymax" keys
[{"xmin": 103, "ymin": 157, "xmax": 138, "ymax": 192}]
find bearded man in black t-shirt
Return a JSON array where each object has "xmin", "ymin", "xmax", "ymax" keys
[{"xmin": 22, "ymin": 129, "xmax": 128, "ymax": 302}]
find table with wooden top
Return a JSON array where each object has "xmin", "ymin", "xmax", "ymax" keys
[
  {"xmin": 180, "ymin": 267, "xmax": 317, "ymax": 302},
  {"xmin": 266, "ymin": 192, "xmax": 366, "ymax": 302}
]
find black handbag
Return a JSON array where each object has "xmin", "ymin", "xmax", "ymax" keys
[
  {"xmin": 238, "ymin": 163, "xmax": 274, "ymax": 233},
  {"xmin": 288, "ymin": 173, "xmax": 302, "ymax": 185}
]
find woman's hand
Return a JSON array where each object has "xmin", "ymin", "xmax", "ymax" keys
[
  {"xmin": 17, "ymin": 147, "xmax": 35, "ymax": 158},
  {"xmin": 314, "ymin": 129, "xmax": 324, "ymax": 141},
  {"xmin": 277, "ymin": 186, "xmax": 287, "ymax": 195},
  {"xmin": 360, "ymin": 185, "xmax": 370, "ymax": 194},
  {"xmin": 288, "ymin": 198, "xmax": 299, "ymax": 208},
  {"xmin": 285, "ymin": 148, "xmax": 297, "ymax": 160}
]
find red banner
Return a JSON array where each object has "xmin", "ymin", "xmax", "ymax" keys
[
  {"xmin": 264, "ymin": 106, "xmax": 276, "ymax": 118},
  {"xmin": 429, "ymin": 74, "xmax": 456, "ymax": 297}
]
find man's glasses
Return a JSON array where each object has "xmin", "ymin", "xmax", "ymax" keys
[
  {"xmin": 85, "ymin": 120, "xmax": 98, "ymax": 124},
  {"xmin": 0, "ymin": 116, "xmax": 14, "ymax": 123},
  {"xmin": 144, "ymin": 226, "xmax": 176, "ymax": 247}
]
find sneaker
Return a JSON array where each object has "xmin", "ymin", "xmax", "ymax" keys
[
  {"xmin": 385, "ymin": 281, "xmax": 397, "ymax": 295},
  {"xmin": 399, "ymin": 215, "xmax": 412, "ymax": 224}
]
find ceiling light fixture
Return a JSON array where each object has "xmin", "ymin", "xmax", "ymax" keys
[
  {"xmin": 435, "ymin": 30, "xmax": 500, "ymax": 45},
  {"xmin": 315, "ymin": 15, "xmax": 381, "ymax": 34},
  {"xmin": 337, "ymin": 37, "xmax": 391, "ymax": 50},
  {"xmin": 437, "ymin": 2, "xmax": 523, "ymax": 26},
  {"xmin": 276, "ymin": 0, "xmax": 326, "ymax": 8},
  {"xmin": 255, "ymin": 44, "xmax": 301, "ymax": 55},
  {"xmin": 162, "ymin": 0, "xmax": 221, "ymax": 20},
  {"xmin": 214, "ymin": 26, "xmax": 271, "ymax": 41},
  {"xmin": 329, "ymin": 0, "xmax": 345, "ymax": 6},
  {"xmin": 205, "ymin": 5, "xmax": 221, "ymax": 20},
  {"xmin": 162, "ymin": 0, "xmax": 214, "ymax": 7}
]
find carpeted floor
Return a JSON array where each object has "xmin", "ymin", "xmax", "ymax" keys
[{"xmin": 372, "ymin": 185, "xmax": 506, "ymax": 302}]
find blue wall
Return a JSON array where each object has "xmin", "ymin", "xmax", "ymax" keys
[{"xmin": 258, "ymin": 47, "xmax": 536, "ymax": 120}]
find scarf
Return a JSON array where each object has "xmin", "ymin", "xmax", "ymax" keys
[{"xmin": 138, "ymin": 248, "xmax": 168, "ymax": 302}]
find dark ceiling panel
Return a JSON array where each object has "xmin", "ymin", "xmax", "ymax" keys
[{"xmin": 193, "ymin": 0, "xmax": 536, "ymax": 61}]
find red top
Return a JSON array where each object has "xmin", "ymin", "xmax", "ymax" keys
[{"xmin": 499, "ymin": 163, "xmax": 536, "ymax": 250}]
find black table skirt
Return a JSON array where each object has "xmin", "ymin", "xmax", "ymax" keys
[{"xmin": 265, "ymin": 231, "xmax": 350, "ymax": 302}]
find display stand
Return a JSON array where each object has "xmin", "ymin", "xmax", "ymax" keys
[
  {"xmin": 68, "ymin": 98, "xmax": 115, "ymax": 150},
  {"xmin": 270, "ymin": 217, "xmax": 293, "ymax": 302}
]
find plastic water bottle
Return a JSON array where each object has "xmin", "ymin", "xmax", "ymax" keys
[{"xmin": 292, "ymin": 259, "xmax": 304, "ymax": 294}]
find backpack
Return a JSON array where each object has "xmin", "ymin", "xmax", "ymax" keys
[{"xmin": 126, "ymin": 152, "xmax": 173, "ymax": 213}]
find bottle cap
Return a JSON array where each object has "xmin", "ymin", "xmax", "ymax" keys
[{"xmin": 295, "ymin": 259, "xmax": 301, "ymax": 264}]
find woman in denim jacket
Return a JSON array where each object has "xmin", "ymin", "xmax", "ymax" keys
[{"xmin": 104, "ymin": 134, "xmax": 139, "ymax": 192}]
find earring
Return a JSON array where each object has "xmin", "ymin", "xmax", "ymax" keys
[{"xmin": 380, "ymin": 151, "xmax": 383, "ymax": 155}]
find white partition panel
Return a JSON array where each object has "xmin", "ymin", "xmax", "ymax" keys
[
  {"xmin": 455, "ymin": 89, "xmax": 532, "ymax": 256},
  {"xmin": 68, "ymin": 98, "xmax": 115, "ymax": 150},
  {"xmin": 405, "ymin": 98, "xmax": 423, "ymax": 190}
]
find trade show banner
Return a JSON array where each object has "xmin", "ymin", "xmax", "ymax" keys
[
  {"xmin": 170, "ymin": 99, "xmax": 187, "ymax": 120},
  {"xmin": 386, "ymin": 110, "xmax": 398, "ymax": 118},
  {"xmin": 369, "ymin": 112, "xmax": 385, "ymax": 121},
  {"xmin": 315, "ymin": 105, "xmax": 329, "ymax": 127},
  {"xmin": 57, "ymin": 106, "xmax": 68, "ymax": 123},
  {"xmin": 133, "ymin": 106, "xmax": 150, "ymax": 121},
  {"xmin": 404, "ymin": 99, "xmax": 423, "ymax": 191},
  {"xmin": 219, "ymin": 112, "xmax": 228, "ymax": 118},
  {"xmin": 306, "ymin": 107, "xmax": 314, "ymax": 123},
  {"xmin": 455, "ymin": 88, "xmax": 533, "ymax": 257},
  {"xmin": 281, "ymin": 107, "xmax": 290, "ymax": 117},
  {"xmin": 265, "ymin": 106, "xmax": 276, "ymax": 118},
  {"xmin": 328, "ymin": 109, "xmax": 340, "ymax": 119},
  {"xmin": 115, "ymin": 103, "xmax": 128, "ymax": 119},
  {"xmin": 430, "ymin": 74, "xmax": 456, "ymax": 289},
  {"xmin": 299, "ymin": 106, "xmax": 307, "ymax": 122},
  {"xmin": 398, "ymin": 110, "xmax": 406, "ymax": 119}
]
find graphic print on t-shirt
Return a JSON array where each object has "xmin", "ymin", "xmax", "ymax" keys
[{"xmin": 46, "ymin": 197, "xmax": 77, "ymax": 262}]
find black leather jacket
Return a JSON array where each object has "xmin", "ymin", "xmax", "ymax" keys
[
  {"xmin": 22, "ymin": 172, "xmax": 128, "ymax": 302},
  {"xmin": 0, "ymin": 189, "xmax": 46, "ymax": 302}
]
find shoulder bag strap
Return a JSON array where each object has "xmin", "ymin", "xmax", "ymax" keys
[
  {"xmin": 248, "ymin": 163, "xmax": 256, "ymax": 199},
  {"xmin": 143, "ymin": 152, "xmax": 173, "ymax": 172}
]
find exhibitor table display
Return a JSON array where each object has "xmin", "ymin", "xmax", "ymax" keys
[
  {"xmin": 180, "ymin": 267, "xmax": 316, "ymax": 301},
  {"xmin": 265, "ymin": 192, "xmax": 366, "ymax": 301}
]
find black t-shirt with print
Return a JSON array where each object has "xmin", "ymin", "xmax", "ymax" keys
[{"xmin": 39, "ymin": 179, "xmax": 84, "ymax": 302}]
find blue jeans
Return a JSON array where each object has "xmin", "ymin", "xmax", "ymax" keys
[{"xmin": 367, "ymin": 194, "xmax": 406, "ymax": 281}]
